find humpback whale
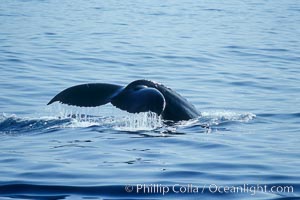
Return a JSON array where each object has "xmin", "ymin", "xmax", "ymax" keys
[{"xmin": 47, "ymin": 80, "xmax": 199, "ymax": 121}]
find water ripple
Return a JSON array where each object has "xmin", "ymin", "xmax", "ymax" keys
[{"xmin": 1, "ymin": 0, "xmax": 299, "ymax": 199}]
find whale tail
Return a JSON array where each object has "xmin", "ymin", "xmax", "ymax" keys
[{"xmin": 47, "ymin": 82, "xmax": 166, "ymax": 115}]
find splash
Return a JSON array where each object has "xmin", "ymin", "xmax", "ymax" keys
[
  {"xmin": 45, "ymin": 103, "xmax": 163, "ymax": 131},
  {"xmin": 114, "ymin": 112, "xmax": 163, "ymax": 131},
  {"xmin": 200, "ymin": 110, "xmax": 256, "ymax": 126}
]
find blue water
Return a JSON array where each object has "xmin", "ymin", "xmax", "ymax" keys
[{"xmin": 1, "ymin": 0, "xmax": 300, "ymax": 199}]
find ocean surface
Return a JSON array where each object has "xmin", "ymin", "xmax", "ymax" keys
[{"xmin": 0, "ymin": 0, "xmax": 299, "ymax": 199}]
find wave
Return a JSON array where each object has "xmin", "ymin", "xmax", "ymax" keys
[
  {"xmin": 0, "ymin": 183, "xmax": 298, "ymax": 200},
  {"xmin": 0, "ymin": 108, "xmax": 256, "ymax": 135},
  {"xmin": 0, "ymin": 114, "xmax": 70, "ymax": 135},
  {"xmin": 0, "ymin": 112, "xmax": 163, "ymax": 135}
]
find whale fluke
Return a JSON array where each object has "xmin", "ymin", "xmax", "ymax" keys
[{"xmin": 47, "ymin": 80, "xmax": 200, "ymax": 121}]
